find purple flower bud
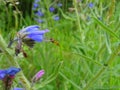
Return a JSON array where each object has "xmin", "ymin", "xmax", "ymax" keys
[
  {"xmin": 49, "ymin": 6, "xmax": 55, "ymax": 12},
  {"xmin": 32, "ymin": 70, "xmax": 45, "ymax": 82}
]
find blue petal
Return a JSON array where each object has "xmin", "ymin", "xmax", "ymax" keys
[
  {"xmin": 53, "ymin": 16, "xmax": 60, "ymax": 21},
  {"xmin": 35, "ymin": 10, "xmax": 44, "ymax": 17},
  {"xmin": 13, "ymin": 88, "xmax": 25, "ymax": 90},
  {"xmin": 37, "ymin": 19, "xmax": 44, "ymax": 23},
  {"xmin": 6, "ymin": 67, "xmax": 21, "ymax": 76},
  {"xmin": 33, "ymin": 3, "xmax": 39, "ymax": 8},
  {"xmin": 28, "ymin": 29, "xmax": 49, "ymax": 35},
  {"xmin": 25, "ymin": 25, "xmax": 40, "ymax": 32},
  {"xmin": 27, "ymin": 34, "xmax": 44, "ymax": 42},
  {"xmin": 88, "ymin": 3, "xmax": 94, "ymax": 8},
  {"xmin": 0, "ymin": 70, "xmax": 7, "ymax": 80},
  {"xmin": 19, "ymin": 25, "xmax": 40, "ymax": 34}
]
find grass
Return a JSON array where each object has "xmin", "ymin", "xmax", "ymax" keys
[{"xmin": 0, "ymin": 0, "xmax": 120, "ymax": 90}]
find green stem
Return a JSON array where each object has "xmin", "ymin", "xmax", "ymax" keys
[
  {"xmin": 83, "ymin": 44, "xmax": 120, "ymax": 90},
  {"xmin": 0, "ymin": 35, "xmax": 32, "ymax": 90},
  {"xmin": 73, "ymin": 0, "xmax": 82, "ymax": 32},
  {"xmin": 83, "ymin": 67, "xmax": 105, "ymax": 90},
  {"xmin": 59, "ymin": 72, "xmax": 82, "ymax": 90},
  {"xmin": 44, "ymin": 0, "xmax": 53, "ymax": 27}
]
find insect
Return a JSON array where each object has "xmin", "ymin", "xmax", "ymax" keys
[{"xmin": 50, "ymin": 38, "xmax": 60, "ymax": 46}]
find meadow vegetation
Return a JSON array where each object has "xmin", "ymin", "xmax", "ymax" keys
[{"xmin": 0, "ymin": 0, "xmax": 120, "ymax": 90}]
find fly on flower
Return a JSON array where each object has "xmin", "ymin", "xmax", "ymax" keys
[{"xmin": 8, "ymin": 25, "xmax": 49, "ymax": 56}]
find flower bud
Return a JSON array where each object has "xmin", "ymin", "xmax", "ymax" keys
[{"xmin": 32, "ymin": 70, "xmax": 45, "ymax": 83}]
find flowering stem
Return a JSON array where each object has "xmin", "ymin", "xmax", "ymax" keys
[
  {"xmin": 73, "ymin": 0, "xmax": 82, "ymax": 32},
  {"xmin": 0, "ymin": 34, "xmax": 32, "ymax": 90},
  {"xmin": 83, "ymin": 44, "xmax": 120, "ymax": 90},
  {"xmin": 44, "ymin": 0, "xmax": 53, "ymax": 27},
  {"xmin": 73, "ymin": 0, "xmax": 85, "ymax": 43}
]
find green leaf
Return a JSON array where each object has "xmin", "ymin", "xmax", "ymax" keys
[{"xmin": 92, "ymin": 17, "xmax": 119, "ymax": 40}]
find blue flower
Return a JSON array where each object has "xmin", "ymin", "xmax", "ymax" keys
[
  {"xmin": 57, "ymin": 3, "xmax": 62, "ymax": 7},
  {"xmin": 37, "ymin": 19, "xmax": 44, "ymax": 23},
  {"xmin": 8, "ymin": 25, "xmax": 49, "ymax": 50},
  {"xmin": 53, "ymin": 16, "xmax": 60, "ymax": 21},
  {"xmin": 33, "ymin": 3, "xmax": 39, "ymax": 8},
  {"xmin": 49, "ymin": 6, "xmax": 55, "ymax": 12},
  {"xmin": 35, "ymin": 10, "xmax": 44, "ymax": 17},
  {"xmin": 88, "ymin": 2, "xmax": 94, "ymax": 8},
  {"xmin": 0, "ymin": 67, "xmax": 21, "ymax": 80},
  {"xmin": 18, "ymin": 25, "xmax": 49, "ymax": 42},
  {"xmin": 13, "ymin": 88, "xmax": 25, "ymax": 90},
  {"xmin": 34, "ymin": 18, "xmax": 44, "ymax": 23}
]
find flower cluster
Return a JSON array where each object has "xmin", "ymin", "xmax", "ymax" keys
[
  {"xmin": 8, "ymin": 25, "xmax": 49, "ymax": 56},
  {"xmin": 32, "ymin": 0, "xmax": 62, "ymax": 23}
]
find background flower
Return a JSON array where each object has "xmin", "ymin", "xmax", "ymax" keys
[
  {"xmin": 57, "ymin": 3, "xmax": 62, "ymax": 7},
  {"xmin": 35, "ymin": 10, "xmax": 44, "ymax": 17},
  {"xmin": 49, "ymin": 6, "xmax": 55, "ymax": 12},
  {"xmin": 88, "ymin": 2, "xmax": 94, "ymax": 8},
  {"xmin": 53, "ymin": 16, "xmax": 60, "ymax": 21}
]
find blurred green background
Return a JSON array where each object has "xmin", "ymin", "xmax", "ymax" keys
[{"xmin": 0, "ymin": 0, "xmax": 120, "ymax": 90}]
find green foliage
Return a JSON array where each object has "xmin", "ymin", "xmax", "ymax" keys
[{"xmin": 0, "ymin": 0, "xmax": 120, "ymax": 90}]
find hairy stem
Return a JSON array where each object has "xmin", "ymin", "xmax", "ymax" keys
[{"xmin": 83, "ymin": 44, "xmax": 120, "ymax": 90}]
